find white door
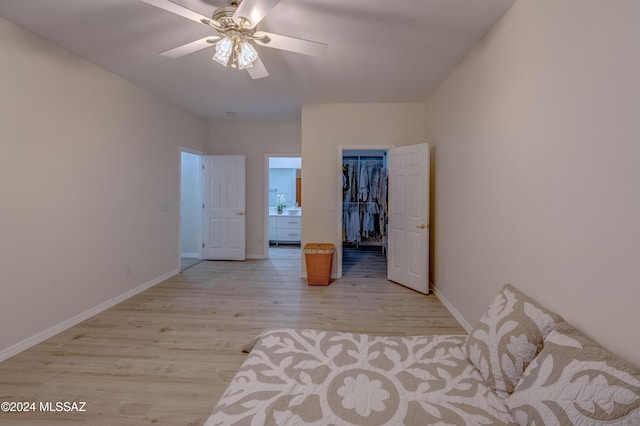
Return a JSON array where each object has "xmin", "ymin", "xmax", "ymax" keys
[
  {"xmin": 387, "ymin": 143, "xmax": 430, "ymax": 293},
  {"xmin": 202, "ymin": 156, "xmax": 246, "ymax": 260}
]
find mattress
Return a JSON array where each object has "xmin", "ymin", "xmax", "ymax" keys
[{"xmin": 205, "ymin": 329, "xmax": 516, "ymax": 425}]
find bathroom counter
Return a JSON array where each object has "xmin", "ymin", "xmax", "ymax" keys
[{"xmin": 268, "ymin": 214, "xmax": 301, "ymax": 243}]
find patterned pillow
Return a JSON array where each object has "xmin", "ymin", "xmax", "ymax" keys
[
  {"xmin": 464, "ymin": 284, "xmax": 562, "ymax": 398},
  {"xmin": 505, "ymin": 321, "xmax": 640, "ymax": 425}
]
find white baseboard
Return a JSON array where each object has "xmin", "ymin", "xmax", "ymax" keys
[
  {"xmin": 180, "ymin": 252, "xmax": 200, "ymax": 258},
  {"xmin": 188, "ymin": 254, "xmax": 266, "ymax": 260},
  {"xmin": 432, "ymin": 285, "xmax": 473, "ymax": 333},
  {"xmin": 0, "ymin": 268, "xmax": 179, "ymax": 363}
]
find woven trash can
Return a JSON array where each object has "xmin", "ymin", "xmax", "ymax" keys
[{"xmin": 303, "ymin": 243, "xmax": 335, "ymax": 286}]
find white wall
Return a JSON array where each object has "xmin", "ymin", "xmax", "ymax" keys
[
  {"xmin": 301, "ymin": 103, "xmax": 426, "ymax": 276},
  {"xmin": 180, "ymin": 152, "xmax": 201, "ymax": 257},
  {"xmin": 0, "ymin": 18, "xmax": 208, "ymax": 359},
  {"xmin": 427, "ymin": 0, "xmax": 640, "ymax": 366},
  {"xmin": 208, "ymin": 120, "xmax": 301, "ymax": 258}
]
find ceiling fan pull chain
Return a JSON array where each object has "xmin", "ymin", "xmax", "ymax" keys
[{"xmin": 231, "ymin": 40, "xmax": 239, "ymax": 68}]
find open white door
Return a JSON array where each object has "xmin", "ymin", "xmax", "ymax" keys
[
  {"xmin": 387, "ymin": 143, "xmax": 430, "ymax": 293},
  {"xmin": 202, "ymin": 156, "xmax": 246, "ymax": 260}
]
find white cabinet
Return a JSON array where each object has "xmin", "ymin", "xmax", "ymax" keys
[
  {"xmin": 268, "ymin": 217, "xmax": 277, "ymax": 241},
  {"xmin": 269, "ymin": 215, "xmax": 301, "ymax": 244},
  {"xmin": 276, "ymin": 216, "xmax": 301, "ymax": 242}
]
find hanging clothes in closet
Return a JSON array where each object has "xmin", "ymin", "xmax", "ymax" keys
[{"xmin": 342, "ymin": 155, "xmax": 388, "ymax": 247}]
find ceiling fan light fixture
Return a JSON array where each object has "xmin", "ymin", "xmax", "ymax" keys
[
  {"xmin": 237, "ymin": 41, "xmax": 258, "ymax": 69},
  {"xmin": 144, "ymin": 0, "xmax": 327, "ymax": 79},
  {"xmin": 212, "ymin": 36, "xmax": 234, "ymax": 66}
]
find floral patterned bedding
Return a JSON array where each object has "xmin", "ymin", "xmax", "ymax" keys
[{"xmin": 204, "ymin": 329, "xmax": 516, "ymax": 426}]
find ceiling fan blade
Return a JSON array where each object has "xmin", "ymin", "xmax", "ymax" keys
[
  {"xmin": 254, "ymin": 32, "xmax": 328, "ymax": 57},
  {"xmin": 233, "ymin": 0, "xmax": 282, "ymax": 29},
  {"xmin": 159, "ymin": 36, "xmax": 220, "ymax": 58},
  {"xmin": 139, "ymin": 0, "xmax": 211, "ymax": 25},
  {"xmin": 247, "ymin": 55, "xmax": 269, "ymax": 79}
]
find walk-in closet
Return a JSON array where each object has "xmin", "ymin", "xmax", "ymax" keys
[{"xmin": 342, "ymin": 150, "xmax": 388, "ymax": 277}]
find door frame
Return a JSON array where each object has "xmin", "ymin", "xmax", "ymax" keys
[
  {"xmin": 264, "ymin": 153, "xmax": 302, "ymax": 259},
  {"xmin": 179, "ymin": 146, "xmax": 204, "ymax": 268},
  {"xmin": 336, "ymin": 145, "xmax": 394, "ymax": 278}
]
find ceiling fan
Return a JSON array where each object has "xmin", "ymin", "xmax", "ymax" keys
[{"xmin": 140, "ymin": 0, "xmax": 328, "ymax": 79}]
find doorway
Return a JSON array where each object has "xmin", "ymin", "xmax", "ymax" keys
[
  {"xmin": 180, "ymin": 149, "xmax": 203, "ymax": 271},
  {"xmin": 336, "ymin": 144, "xmax": 430, "ymax": 293},
  {"xmin": 266, "ymin": 155, "xmax": 302, "ymax": 259},
  {"xmin": 341, "ymin": 149, "xmax": 389, "ymax": 278}
]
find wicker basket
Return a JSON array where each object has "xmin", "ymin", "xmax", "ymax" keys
[{"xmin": 303, "ymin": 243, "xmax": 335, "ymax": 286}]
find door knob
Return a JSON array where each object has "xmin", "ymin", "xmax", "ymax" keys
[
  {"xmin": 416, "ymin": 224, "xmax": 426, "ymax": 229},
  {"xmin": 236, "ymin": 211, "xmax": 246, "ymax": 216}
]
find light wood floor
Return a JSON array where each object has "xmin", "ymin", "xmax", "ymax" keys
[
  {"xmin": 0, "ymin": 251, "xmax": 465, "ymax": 425},
  {"xmin": 180, "ymin": 257, "xmax": 203, "ymax": 272}
]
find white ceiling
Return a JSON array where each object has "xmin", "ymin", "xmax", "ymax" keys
[{"xmin": 0, "ymin": 0, "xmax": 514, "ymax": 121}]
